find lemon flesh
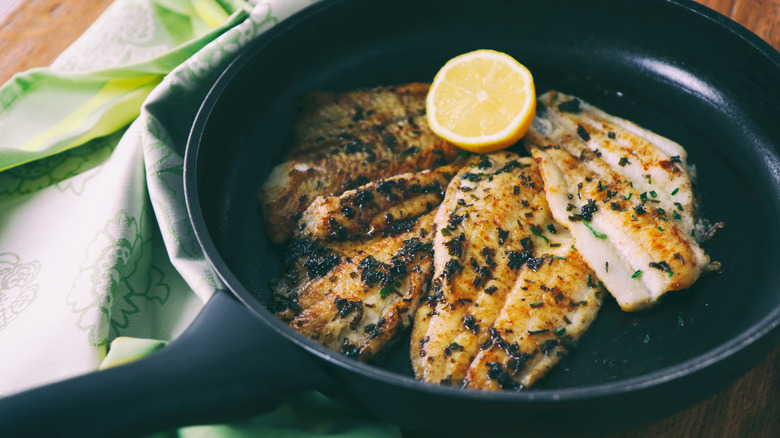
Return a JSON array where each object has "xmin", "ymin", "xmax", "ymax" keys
[{"xmin": 426, "ymin": 50, "xmax": 536, "ymax": 153}]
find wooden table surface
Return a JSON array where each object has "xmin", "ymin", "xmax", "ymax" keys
[{"xmin": 1, "ymin": 0, "xmax": 779, "ymax": 436}]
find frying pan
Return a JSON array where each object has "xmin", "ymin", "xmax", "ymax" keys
[{"xmin": 2, "ymin": 0, "xmax": 780, "ymax": 436}]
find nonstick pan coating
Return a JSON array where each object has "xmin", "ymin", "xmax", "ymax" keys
[{"xmin": 190, "ymin": 0, "xmax": 780, "ymax": 433}]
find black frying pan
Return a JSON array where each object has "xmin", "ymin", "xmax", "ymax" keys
[{"xmin": 2, "ymin": 0, "xmax": 780, "ymax": 436}]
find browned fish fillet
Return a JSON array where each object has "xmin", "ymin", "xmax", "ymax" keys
[
  {"xmin": 524, "ymin": 91, "xmax": 714, "ymax": 312},
  {"xmin": 260, "ymin": 83, "xmax": 462, "ymax": 244},
  {"xmin": 462, "ymin": 247, "xmax": 600, "ymax": 390},
  {"xmin": 273, "ymin": 166, "xmax": 459, "ymax": 361},
  {"xmin": 411, "ymin": 152, "xmax": 603, "ymax": 390},
  {"xmin": 298, "ymin": 163, "xmax": 462, "ymax": 242},
  {"xmin": 290, "ymin": 83, "xmax": 429, "ymax": 147}
]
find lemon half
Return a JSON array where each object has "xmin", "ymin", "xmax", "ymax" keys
[{"xmin": 426, "ymin": 50, "xmax": 536, "ymax": 153}]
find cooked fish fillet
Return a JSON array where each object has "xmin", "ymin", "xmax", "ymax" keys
[
  {"xmin": 298, "ymin": 163, "xmax": 462, "ymax": 242},
  {"xmin": 524, "ymin": 91, "xmax": 713, "ymax": 312},
  {"xmin": 273, "ymin": 166, "xmax": 459, "ymax": 361},
  {"xmin": 290, "ymin": 83, "xmax": 429, "ymax": 147},
  {"xmin": 260, "ymin": 83, "xmax": 461, "ymax": 244},
  {"xmin": 463, "ymin": 247, "xmax": 600, "ymax": 390},
  {"xmin": 411, "ymin": 152, "xmax": 603, "ymax": 389}
]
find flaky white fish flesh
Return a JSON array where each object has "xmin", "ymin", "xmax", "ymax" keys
[{"xmin": 524, "ymin": 91, "xmax": 714, "ymax": 312}]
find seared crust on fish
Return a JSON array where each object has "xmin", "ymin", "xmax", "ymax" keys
[
  {"xmin": 524, "ymin": 91, "xmax": 713, "ymax": 312},
  {"xmin": 272, "ymin": 166, "xmax": 459, "ymax": 361},
  {"xmin": 298, "ymin": 163, "xmax": 462, "ymax": 242},
  {"xmin": 463, "ymin": 247, "xmax": 600, "ymax": 390},
  {"xmin": 263, "ymin": 83, "xmax": 718, "ymax": 390},
  {"xmin": 260, "ymin": 83, "xmax": 461, "ymax": 244},
  {"xmin": 411, "ymin": 152, "xmax": 603, "ymax": 389},
  {"xmin": 290, "ymin": 83, "xmax": 430, "ymax": 148}
]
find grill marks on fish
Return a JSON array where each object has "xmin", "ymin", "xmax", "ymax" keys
[
  {"xmin": 464, "ymin": 248, "xmax": 601, "ymax": 390},
  {"xmin": 410, "ymin": 153, "xmax": 603, "ymax": 389},
  {"xmin": 259, "ymin": 83, "xmax": 461, "ymax": 244},
  {"xmin": 298, "ymin": 164, "xmax": 462, "ymax": 243},
  {"xmin": 290, "ymin": 83, "xmax": 429, "ymax": 149},
  {"xmin": 282, "ymin": 218, "xmax": 434, "ymax": 362},
  {"xmin": 273, "ymin": 167, "xmax": 458, "ymax": 362},
  {"xmin": 524, "ymin": 91, "xmax": 713, "ymax": 312}
]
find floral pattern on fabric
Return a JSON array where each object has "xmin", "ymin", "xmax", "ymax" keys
[
  {"xmin": 66, "ymin": 208, "xmax": 169, "ymax": 347},
  {"xmin": 0, "ymin": 131, "xmax": 121, "ymax": 198},
  {"xmin": 0, "ymin": 253, "xmax": 40, "ymax": 331}
]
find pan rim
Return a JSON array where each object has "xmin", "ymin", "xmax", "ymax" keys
[{"xmin": 185, "ymin": 0, "xmax": 780, "ymax": 405}]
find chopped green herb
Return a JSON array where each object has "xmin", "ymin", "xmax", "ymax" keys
[
  {"xmin": 622, "ymin": 193, "xmax": 633, "ymax": 200},
  {"xmin": 674, "ymin": 202, "xmax": 684, "ymax": 211},
  {"xmin": 649, "ymin": 261, "xmax": 672, "ymax": 272},
  {"xmin": 530, "ymin": 301, "xmax": 544, "ymax": 308},
  {"xmin": 650, "ymin": 190, "xmax": 658, "ymax": 198},
  {"xmin": 380, "ymin": 286, "xmax": 394, "ymax": 298},
  {"xmin": 631, "ymin": 270, "xmax": 643, "ymax": 278},
  {"xmin": 640, "ymin": 192, "xmax": 648, "ymax": 203},
  {"xmin": 553, "ymin": 255, "xmax": 567, "ymax": 260},
  {"xmin": 528, "ymin": 328, "xmax": 549, "ymax": 335},
  {"xmin": 530, "ymin": 225, "xmax": 550, "ymax": 243},
  {"xmin": 583, "ymin": 221, "xmax": 607, "ymax": 239},
  {"xmin": 673, "ymin": 210, "xmax": 682, "ymax": 220},
  {"xmin": 658, "ymin": 226, "xmax": 664, "ymax": 232},
  {"xmin": 440, "ymin": 228, "xmax": 451, "ymax": 237},
  {"xmin": 546, "ymin": 224, "xmax": 557, "ymax": 234},
  {"xmin": 671, "ymin": 187, "xmax": 680, "ymax": 195},
  {"xmin": 554, "ymin": 327, "xmax": 566, "ymax": 335},
  {"xmin": 618, "ymin": 157, "xmax": 630, "ymax": 167}
]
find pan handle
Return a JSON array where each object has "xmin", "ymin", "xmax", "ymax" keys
[{"xmin": 0, "ymin": 289, "xmax": 330, "ymax": 438}]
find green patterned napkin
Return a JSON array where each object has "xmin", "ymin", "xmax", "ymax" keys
[{"xmin": 0, "ymin": 0, "xmax": 400, "ymax": 436}]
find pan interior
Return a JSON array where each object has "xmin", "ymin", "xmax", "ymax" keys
[{"xmin": 192, "ymin": 0, "xmax": 780, "ymax": 391}]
